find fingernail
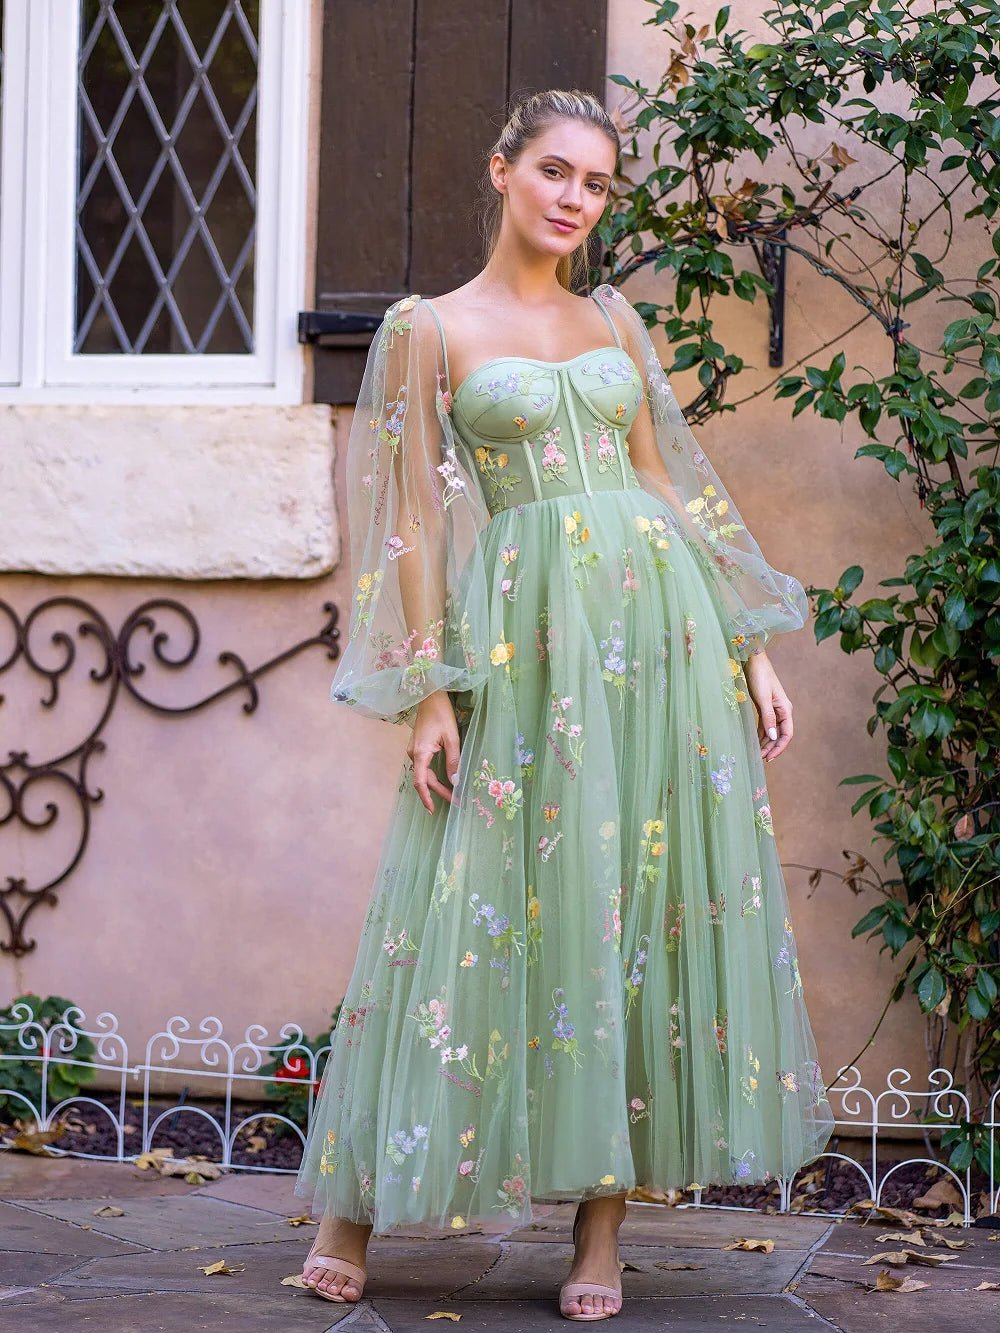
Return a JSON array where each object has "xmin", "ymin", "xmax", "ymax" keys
[
  {"xmin": 767, "ymin": 726, "xmax": 778, "ymax": 741},
  {"xmin": 449, "ymin": 771, "xmax": 459, "ymax": 783}
]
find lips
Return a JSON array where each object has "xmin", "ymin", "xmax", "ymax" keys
[{"xmin": 549, "ymin": 219, "xmax": 579, "ymax": 233}]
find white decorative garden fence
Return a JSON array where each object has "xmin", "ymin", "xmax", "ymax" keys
[{"xmin": 1, "ymin": 1004, "xmax": 996, "ymax": 1226}]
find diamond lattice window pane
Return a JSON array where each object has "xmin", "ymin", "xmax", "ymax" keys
[{"xmin": 75, "ymin": 0, "xmax": 259, "ymax": 355}]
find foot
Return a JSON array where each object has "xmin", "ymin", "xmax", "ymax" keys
[
  {"xmin": 302, "ymin": 1214, "xmax": 373, "ymax": 1302},
  {"xmin": 560, "ymin": 1194, "xmax": 627, "ymax": 1318}
]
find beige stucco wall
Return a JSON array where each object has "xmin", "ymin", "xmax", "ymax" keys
[{"xmin": 1, "ymin": 1, "xmax": 953, "ymax": 1108}]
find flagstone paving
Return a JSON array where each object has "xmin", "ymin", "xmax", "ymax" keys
[{"xmin": 1, "ymin": 1154, "xmax": 998, "ymax": 1330}]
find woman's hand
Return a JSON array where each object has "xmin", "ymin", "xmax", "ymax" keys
[
  {"xmin": 407, "ymin": 692, "xmax": 461, "ymax": 814},
  {"xmin": 744, "ymin": 651, "xmax": 794, "ymax": 762}
]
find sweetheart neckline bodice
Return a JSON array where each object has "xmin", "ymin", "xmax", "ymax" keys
[{"xmin": 450, "ymin": 344, "xmax": 637, "ymax": 406}]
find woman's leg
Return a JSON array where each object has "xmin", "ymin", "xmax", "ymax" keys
[
  {"xmin": 561, "ymin": 1190, "xmax": 628, "ymax": 1316},
  {"xmin": 302, "ymin": 1214, "xmax": 374, "ymax": 1301}
]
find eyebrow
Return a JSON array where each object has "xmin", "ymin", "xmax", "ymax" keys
[{"xmin": 538, "ymin": 154, "xmax": 612, "ymax": 181}]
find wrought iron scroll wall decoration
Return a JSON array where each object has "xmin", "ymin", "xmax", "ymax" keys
[{"xmin": 0, "ymin": 597, "xmax": 340, "ymax": 958}]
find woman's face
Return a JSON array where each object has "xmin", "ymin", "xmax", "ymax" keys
[{"xmin": 492, "ymin": 120, "xmax": 616, "ymax": 259}]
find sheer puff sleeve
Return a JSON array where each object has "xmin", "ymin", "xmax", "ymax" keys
[
  {"xmin": 330, "ymin": 295, "xmax": 491, "ymax": 726},
  {"xmin": 595, "ymin": 283, "xmax": 809, "ymax": 661}
]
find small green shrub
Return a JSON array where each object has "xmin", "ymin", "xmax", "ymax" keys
[
  {"xmin": 260, "ymin": 1003, "xmax": 342, "ymax": 1132},
  {"xmin": 0, "ymin": 993, "xmax": 97, "ymax": 1124}
]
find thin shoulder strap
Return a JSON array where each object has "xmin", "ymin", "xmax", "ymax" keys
[
  {"xmin": 590, "ymin": 288, "xmax": 623, "ymax": 349},
  {"xmin": 420, "ymin": 297, "xmax": 452, "ymax": 389}
]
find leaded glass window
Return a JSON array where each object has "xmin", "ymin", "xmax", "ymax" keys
[{"xmin": 75, "ymin": 0, "xmax": 259, "ymax": 356}]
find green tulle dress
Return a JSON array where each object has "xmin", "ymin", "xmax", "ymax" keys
[{"xmin": 293, "ymin": 285, "xmax": 835, "ymax": 1233}]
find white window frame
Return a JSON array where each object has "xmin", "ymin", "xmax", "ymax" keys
[{"xmin": 0, "ymin": 0, "xmax": 310, "ymax": 406}]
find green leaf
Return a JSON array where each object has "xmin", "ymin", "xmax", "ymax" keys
[{"xmin": 917, "ymin": 967, "xmax": 947, "ymax": 1011}]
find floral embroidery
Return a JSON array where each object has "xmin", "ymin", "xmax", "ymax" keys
[
  {"xmin": 638, "ymin": 817, "xmax": 666, "ymax": 892},
  {"xmin": 319, "ymin": 1128, "xmax": 339, "ymax": 1175},
  {"xmin": 494, "ymin": 1152, "xmax": 529, "ymax": 1215},
  {"xmin": 563, "ymin": 509, "xmax": 601, "ymax": 587},
  {"xmin": 352, "ymin": 570, "xmax": 383, "ymax": 638},
  {"xmin": 549, "ymin": 692, "xmax": 585, "ymax": 768},
  {"xmin": 710, "ymin": 753, "xmax": 736, "ymax": 801},
  {"xmin": 740, "ymin": 1045, "xmax": 761, "ymax": 1106},
  {"xmin": 740, "ymin": 872, "xmax": 763, "ymax": 917},
  {"xmin": 548, "ymin": 987, "xmax": 584, "ymax": 1070},
  {"xmin": 383, "ymin": 925, "xmax": 419, "ymax": 965},
  {"xmin": 634, "ymin": 513, "xmax": 673, "ymax": 572},
  {"xmin": 774, "ymin": 915, "xmax": 803, "ymax": 995},
  {"xmin": 621, "ymin": 546, "xmax": 640, "ymax": 602},
  {"xmin": 668, "ymin": 1000, "xmax": 684, "ymax": 1078},
  {"xmin": 516, "ymin": 733, "xmax": 536, "ymax": 785},
  {"xmin": 526, "ymin": 890, "xmax": 542, "ymax": 966},
  {"xmin": 499, "ymin": 544, "xmax": 523, "ymax": 601},
  {"xmin": 385, "ymin": 533, "xmax": 416, "ymax": 561},
  {"xmin": 472, "ymin": 758, "xmax": 523, "ymax": 821},
  {"xmin": 436, "ymin": 447, "xmax": 467, "ymax": 507},
  {"xmin": 628, "ymin": 1093, "xmax": 651, "ymax": 1124},
  {"xmin": 603, "ymin": 884, "xmax": 622, "ymax": 950},
  {"xmin": 490, "ymin": 636, "xmax": 515, "ymax": 671},
  {"xmin": 685, "ymin": 483, "xmax": 745, "ymax": 547},
  {"xmin": 664, "ymin": 901, "xmax": 685, "ymax": 952},
  {"xmin": 386, "ymin": 1121, "xmax": 429, "ymax": 1166},
  {"xmin": 753, "ymin": 786, "xmax": 774, "ymax": 837},
  {"xmin": 624, "ymin": 934, "xmax": 651, "ymax": 1019},
  {"xmin": 469, "ymin": 892, "xmax": 525, "ymax": 959},
  {"xmin": 537, "ymin": 427, "xmax": 570, "ymax": 483},
  {"xmin": 474, "ymin": 446, "xmax": 522, "ymax": 507},
  {"xmin": 593, "ymin": 424, "xmax": 622, "ymax": 476},
  {"xmin": 723, "ymin": 657, "xmax": 749, "ymax": 710},
  {"xmin": 714, "ymin": 1009, "xmax": 728, "ymax": 1054},
  {"xmin": 430, "ymin": 850, "xmax": 466, "ymax": 915}
]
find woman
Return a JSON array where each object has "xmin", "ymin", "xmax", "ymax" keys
[{"xmin": 295, "ymin": 88, "xmax": 835, "ymax": 1322}]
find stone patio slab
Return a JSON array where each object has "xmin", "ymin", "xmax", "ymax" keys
[
  {"xmin": 798, "ymin": 1248, "xmax": 1000, "ymax": 1293},
  {"xmin": 801, "ymin": 1286, "xmax": 1000, "ymax": 1332},
  {"xmin": 0, "ymin": 1153, "xmax": 193, "ymax": 1199},
  {"xmin": 0, "ymin": 1249, "xmax": 85, "ymax": 1290},
  {"xmin": 195, "ymin": 1170, "xmax": 306, "ymax": 1215},
  {"xmin": 9, "ymin": 1193, "xmax": 299, "ymax": 1250},
  {"xmin": 449, "ymin": 1239, "xmax": 809, "ymax": 1302},
  {"xmin": 369, "ymin": 1293, "xmax": 830, "ymax": 1330},
  {"xmin": 0, "ymin": 1201, "xmax": 145, "ymax": 1259},
  {"xmin": 50, "ymin": 1237, "xmax": 502, "ymax": 1299},
  {"xmin": 0, "ymin": 1285, "xmax": 353, "ymax": 1328},
  {"xmin": 506, "ymin": 1201, "xmax": 833, "ymax": 1249}
]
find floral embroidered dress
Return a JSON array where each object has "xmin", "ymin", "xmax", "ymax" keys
[{"xmin": 294, "ymin": 284, "xmax": 835, "ymax": 1232}]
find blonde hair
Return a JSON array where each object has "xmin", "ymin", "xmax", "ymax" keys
[{"xmin": 481, "ymin": 89, "xmax": 621, "ymax": 292}]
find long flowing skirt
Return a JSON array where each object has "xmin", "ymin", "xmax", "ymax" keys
[{"xmin": 294, "ymin": 487, "xmax": 835, "ymax": 1232}]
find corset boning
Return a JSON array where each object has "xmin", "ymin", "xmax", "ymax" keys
[{"xmin": 449, "ymin": 348, "xmax": 645, "ymax": 518}]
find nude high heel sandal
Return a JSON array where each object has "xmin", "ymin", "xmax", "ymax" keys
[{"xmin": 558, "ymin": 1205, "xmax": 623, "ymax": 1321}]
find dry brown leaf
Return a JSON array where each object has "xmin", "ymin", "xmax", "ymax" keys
[
  {"xmin": 133, "ymin": 1147, "xmax": 175, "ymax": 1171},
  {"xmin": 619, "ymin": 1261, "xmax": 644, "ymax": 1272},
  {"xmin": 913, "ymin": 1178, "xmax": 963, "ymax": 1211},
  {"xmin": 873, "ymin": 1268, "xmax": 928, "ymax": 1293},
  {"xmin": 285, "ymin": 1215, "xmax": 316, "ymax": 1227},
  {"xmin": 245, "ymin": 1134, "xmax": 268, "ymax": 1153},
  {"xmin": 975, "ymin": 1280, "xmax": 1000, "ymax": 1290},
  {"xmin": 654, "ymin": 1260, "xmax": 706, "ymax": 1270},
  {"xmin": 11, "ymin": 1127, "xmax": 64, "ymax": 1156},
  {"xmin": 931, "ymin": 1236, "xmax": 967, "ymax": 1250},
  {"xmin": 875, "ymin": 1230, "xmax": 925, "ymax": 1246},
  {"xmin": 281, "ymin": 1274, "xmax": 308, "ymax": 1288},
  {"xmin": 93, "ymin": 1205, "xmax": 125, "ymax": 1218},
  {"xmin": 723, "ymin": 1236, "xmax": 774, "ymax": 1254},
  {"xmin": 849, "ymin": 1201, "xmax": 927, "ymax": 1229},
  {"xmin": 159, "ymin": 1156, "xmax": 223, "ymax": 1183},
  {"xmin": 425, "ymin": 1314, "xmax": 462, "ymax": 1322},
  {"xmin": 198, "ymin": 1259, "xmax": 245, "ymax": 1276},
  {"xmin": 864, "ymin": 1248, "xmax": 956, "ymax": 1268}
]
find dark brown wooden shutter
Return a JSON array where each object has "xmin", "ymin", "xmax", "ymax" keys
[{"xmin": 303, "ymin": 0, "xmax": 609, "ymax": 403}]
